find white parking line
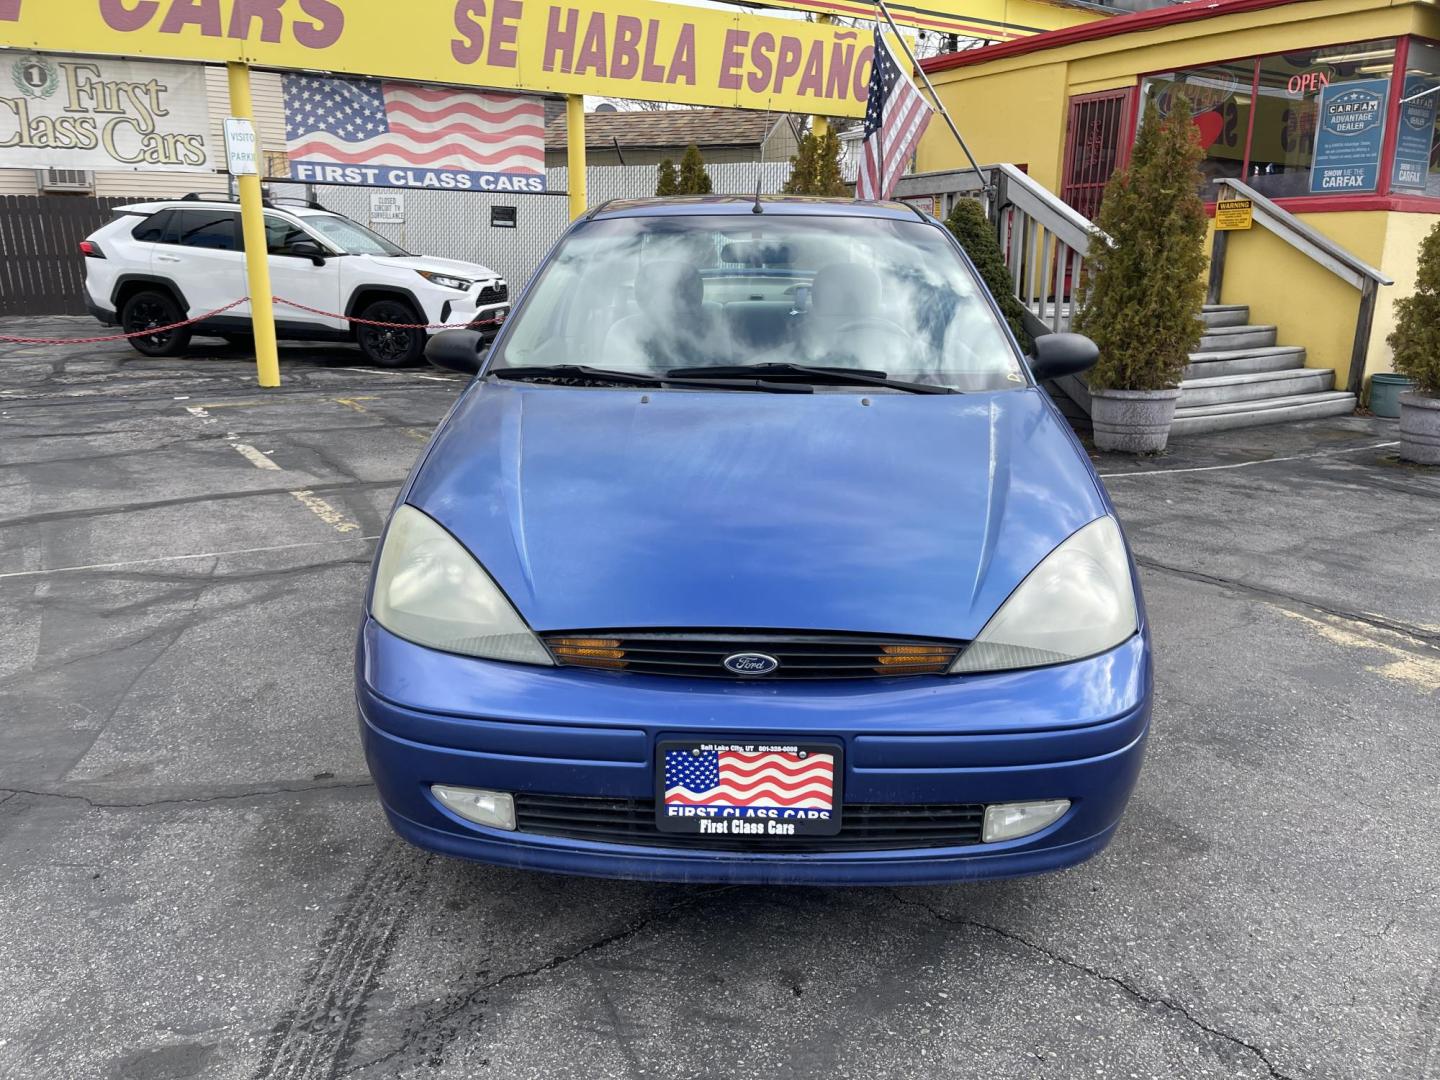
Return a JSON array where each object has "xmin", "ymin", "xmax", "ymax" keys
[
  {"xmin": 232, "ymin": 442, "xmax": 281, "ymax": 470},
  {"xmin": 0, "ymin": 537, "xmax": 379, "ymax": 581},
  {"xmin": 1098, "ymin": 442, "xmax": 1399, "ymax": 478},
  {"xmin": 336, "ymin": 366, "xmax": 458, "ymax": 383}
]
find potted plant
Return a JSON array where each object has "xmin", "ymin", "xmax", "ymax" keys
[
  {"xmin": 1386, "ymin": 221, "xmax": 1440, "ymax": 464},
  {"xmin": 1074, "ymin": 98, "xmax": 1208, "ymax": 453}
]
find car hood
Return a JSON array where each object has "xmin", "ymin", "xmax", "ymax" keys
[
  {"xmin": 360, "ymin": 254, "xmax": 500, "ymax": 281},
  {"xmin": 406, "ymin": 383, "xmax": 1111, "ymax": 641}
]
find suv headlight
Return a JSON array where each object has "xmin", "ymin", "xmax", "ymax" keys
[
  {"xmin": 951, "ymin": 516, "xmax": 1137, "ymax": 674},
  {"xmin": 371, "ymin": 505, "xmax": 552, "ymax": 665},
  {"xmin": 417, "ymin": 270, "xmax": 472, "ymax": 291}
]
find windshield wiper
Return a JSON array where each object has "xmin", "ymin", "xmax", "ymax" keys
[
  {"xmin": 488, "ymin": 365, "xmax": 813, "ymax": 393},
  {"xmin": 665, "ymin": 362, "xmax": 957, "ymax": 395}
]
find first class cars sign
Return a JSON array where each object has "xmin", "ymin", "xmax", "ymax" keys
[
  {"xmin": 0, "ymin": 52, "xmax": 213, "ymax": 170},
  {"xmin": 0, "ymin": 0, "xmax": 878, "ymax": 117}
]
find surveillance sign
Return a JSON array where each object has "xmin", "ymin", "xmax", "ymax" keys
[{"xmin": 0, "ymin": 53, "xmax": 214, "ymax": 171}]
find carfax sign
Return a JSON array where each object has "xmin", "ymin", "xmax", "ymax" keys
[
  {"xmin": 0, "ymin": 52, "xmax": 213, "ymax": 171},
  {"xmin": 1391, "ymin": 78, "xmax": 1437, "ymax": 195},
  {"xmin": 1309, "ymin": 78, "xmax": 1389, "ymax": 195}
]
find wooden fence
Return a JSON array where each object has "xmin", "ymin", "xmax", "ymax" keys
[{"xmin": 0, "ymin": 195, "xmax": 134, "ymax": 317}]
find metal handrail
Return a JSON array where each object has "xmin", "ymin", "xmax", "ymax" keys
[
  {"xmin": 1213, "ymin": 178, "xmax": 1392, "ymax": 290},
  {"xmin": 1209, "ymin": 178, "xmax": 1392, "ymax": 397},
  {"xmin": 992, "ymin": 163, "xmax": 1098, "ymax": 253}
]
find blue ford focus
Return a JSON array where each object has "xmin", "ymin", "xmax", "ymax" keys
[{"xmin": 356, "ymin": 196, "xmax": 1151, "ymax": 885}]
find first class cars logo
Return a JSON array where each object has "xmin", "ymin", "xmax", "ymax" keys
[{"xmin": 723, "ymin": 652, "xmax": 780, "ymax": 675}]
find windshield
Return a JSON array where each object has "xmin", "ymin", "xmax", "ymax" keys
[
  {"xmin": 489, "ymin": 214, "xmax": 1024, "ymax": 392},
  {"xmin": 305, "ymin": 214, "xmax": 409, "ymax": 256}
]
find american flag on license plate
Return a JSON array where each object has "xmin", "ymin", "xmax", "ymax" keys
[
  {"xmin": 855, "ymin": 29, "xmax": 934, "ymax": 201},
  {"xmin": 281, "ymin": 75, "xmax": 544, "ymax": 176},
  {"xmin": 664, "ymin": 749, "xmax": 835, "ymax": 811}
]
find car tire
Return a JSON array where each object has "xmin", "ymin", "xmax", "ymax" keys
[
  {"xmin": 356, "ymin": 298, "xmax": 425, "ymax": 367},
  {"xmin": 121, "ymin": 290, "xmax": 192, "ymax": 357}
]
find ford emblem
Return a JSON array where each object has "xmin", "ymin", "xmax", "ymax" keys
[{"xmin": 723, "ymin": 652, "xmax": 780, "ymax": 676}]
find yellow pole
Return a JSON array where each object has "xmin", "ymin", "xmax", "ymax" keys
[
  {"xmin": 810, "ymin": 16, "xmax": 833, "ymax": 141},
  {"xmin": 226, "ymin": 62, "xmax": 281, "ymax": 388},
  {"xmin": 566, "ymin": 94, "xmax": 587, "ymax": 221}
]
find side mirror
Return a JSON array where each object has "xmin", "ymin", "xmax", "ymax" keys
[
  {"xmin": 288, "ymin": 239, "xmax": 328, "ymax": 265},
  {"xmin": 1029, "ymin": 332, "xmax": 1099, "ymax": 382},
  {"xmin": 425, "ymin": 328, "xmax": 487, "ymax": 375}
]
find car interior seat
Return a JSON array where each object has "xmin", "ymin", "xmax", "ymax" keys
[{"xmin": 602, "ymin": 260, "xmax": 729, "ymax": 371}]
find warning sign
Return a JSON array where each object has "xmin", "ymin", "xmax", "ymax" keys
[{"xmin": 1215, "ymin": 198, "xmax": 1253, "ymax": 231}]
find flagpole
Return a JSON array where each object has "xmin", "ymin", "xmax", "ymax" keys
[{"xmin": 873, "ymin": 0, "xmax": 991, "ymax": 199}]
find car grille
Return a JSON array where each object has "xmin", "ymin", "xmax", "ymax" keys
[
  {"xmin": 513, "ymin": 794, "xmax": 985, "ymax": 852},
  {"xmin": 540, "ymin": 631, "xmax": 964, "ymax": 679},
  {"xmin": 476, "ymin": 282, "xmax": 508, "ymax": 305}
]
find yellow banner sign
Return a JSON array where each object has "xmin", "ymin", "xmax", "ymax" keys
[
  {"xmin": 1215, "ymin": 198, "xmax": 1253, "ymax": 231},
  {"xmin": 0, "ymin": 0, "xmax": 880, "ymax": 116},
  {"xmin": 743, "ymin": 0, "xmax": 1099, "ymax": 43}
]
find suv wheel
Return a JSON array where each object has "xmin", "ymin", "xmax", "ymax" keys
[
  {"xmin": 122, "ymin": 290, "xmax": 192, "ymax": 357},
  {"xmin": 356, "ymin": 298, "xmax": 425, "ymax": 367}
]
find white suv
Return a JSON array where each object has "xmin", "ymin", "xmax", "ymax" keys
[{"xmin": 82, "ymin": 194, "xmax": 510, "ymax": 367}]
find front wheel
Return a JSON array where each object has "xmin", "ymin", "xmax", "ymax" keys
[
  {"xmin": 122, "ymin": 290, "xmax": 192, "ymax": 357},
  {"xmin": 356, "ymin": 299, "xmax": 425, "ymax": 367}
]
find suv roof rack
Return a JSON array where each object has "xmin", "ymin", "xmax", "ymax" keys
[
  {"xmin": 177, "ymin": 191, "xmax": 325, "ymax": 211},
  {"xmin": 269, "ymin": 196, "xmax": 326, "ymax": 211}
]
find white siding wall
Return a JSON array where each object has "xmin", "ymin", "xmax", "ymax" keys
[
  {"xmin": 0, "ymin": 65, "xmax": 287, "ymax": 198},
  {"xmin": 0, "ymin": 171, "xmax": 39, "ymax": 195}
]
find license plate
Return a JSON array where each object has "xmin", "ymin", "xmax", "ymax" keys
[{"xmin": 655, "ymin": 739, "xmax": 843, "ymax": 837}]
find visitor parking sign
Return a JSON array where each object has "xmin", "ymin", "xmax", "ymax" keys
[{"xmin": 1309, "ymin": 79, "xmax": 1388, "ymax": 195}]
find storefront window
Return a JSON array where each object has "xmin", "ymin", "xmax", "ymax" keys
[
  {"xmin": 1140, "ymin": 63, "xmax": 1254, "ymax": 191},
  {"xmin": 1138, "ymin": 39, "xmax": 1399, "ymax": 202},
  {"xmin": 1249, "ymin": 40, "xmax": 1395, "ymax": 198},
  {"xmin": 1392, "ymin": 40, "xmax": 1440, "ymax": 198}
]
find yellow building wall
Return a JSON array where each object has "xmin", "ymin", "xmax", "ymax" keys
[
  {"xmin": 914, "ymin": 63, "xmax": 1070, "ymax": 192},
  {"xmin": 1210, "ymin": 212, "xmax": 1389, "ymax": 386},
  {"xmin": 1371, "ymin": 213, "xmax": 1436, "ymax": 385}
]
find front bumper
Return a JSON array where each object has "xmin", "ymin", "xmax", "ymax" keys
[
  {"xmin": 357, "ymin": 619, "xmax": 1152, "ymax": 885},
  {"xmin": 435, "ymin": 297, "xmax": 509, "ymax": 339}
]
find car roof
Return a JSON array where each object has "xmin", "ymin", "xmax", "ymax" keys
[
  {"xmin": 586, "ymin": 195, "xmax": 928, "ymax": 222},
  {"xmin": 112, "ymin": 199, "xmax": 338, "ymax": 217}
]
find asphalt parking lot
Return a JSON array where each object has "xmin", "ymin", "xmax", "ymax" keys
[{"xmin": 1, "ymin": 316, "xmax": 1437, "ymax": 1080}]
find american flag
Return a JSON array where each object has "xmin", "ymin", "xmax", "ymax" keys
[
  {"xmin": 664, "ymin": 749, "xmax": 835, "ymax": 811},
  {"xmin": 855, "ymin": 30, "xmax": 933, "ymax": 200},
  {"xmin": 281, "ymin": 74, "xmax": 544, "ymax": 174}
]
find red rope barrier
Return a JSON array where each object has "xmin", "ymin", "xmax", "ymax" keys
[
  {"xmin": 0, "ymin": 297, "xmax": 505, "ymax": 345},
  {"xmin": 0, "ymin": 298, "xmax": 250, "ymax": 345}
]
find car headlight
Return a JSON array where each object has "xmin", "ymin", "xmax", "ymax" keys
[
  {"xmin": 371, "ymin": 505, "xmax": 552, "ymax": 665},
  {"xmin": 417, "ymin": 270, "xmax": 472, "ymax": 291},
  {"xmin": 951, "ymin": 516, "xmax": 1137, "ymax": 674}
]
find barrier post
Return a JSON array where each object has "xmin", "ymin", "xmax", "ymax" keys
[
  {"xmin": 566, "ymin": 95, "xmax": 587, "ymax": 221},
  {"xmin": 226, "ymin": 62, "xmax": 281, "ymax": 388}
]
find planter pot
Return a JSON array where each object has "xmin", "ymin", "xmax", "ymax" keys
[
  {"xmin": 1398, "ymin": 392, "xmax": 1440, "ymax": 465},
  {"xmin": 1090, "ymin": 387, "xmax": 1182, "ymax": 454},
  {"xmin": 1368, "ymin": 373, "xmax": 1415, "ymax": 418}
]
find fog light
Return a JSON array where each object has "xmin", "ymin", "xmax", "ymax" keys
[
  {"xmin": 982, "ymin": 799, "xmax": 1070, "ymax": 843},
  {"xmin": 432, "ymin": 785, "xmax": 516, "ymax": 830}
]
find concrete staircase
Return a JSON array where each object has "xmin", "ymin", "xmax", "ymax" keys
[
  {"xmin": 1172, "ymin": 305, "xmax": 1355, "ymax": 435},
  {"xmin": 1044, "ymin": 304, "xmax": 1356, "ymax": 436}
]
